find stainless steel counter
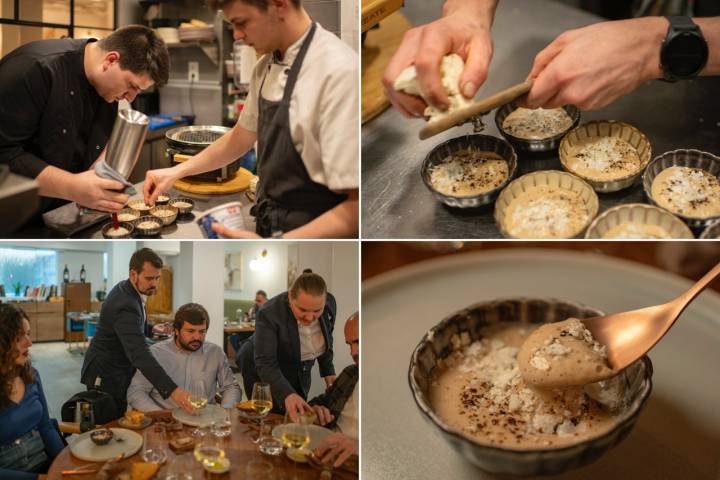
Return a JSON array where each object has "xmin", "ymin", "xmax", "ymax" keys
[
  {"xmin": 22, "ymin": 181, "xmax": 254, "ymax": 239},
  {"xmin": 78, "ymin": 182, "xmax": 255, "ymax": 239},
  {"xmin": 361, "ymin": 0, "xmax": 720, "ymax": 238}
]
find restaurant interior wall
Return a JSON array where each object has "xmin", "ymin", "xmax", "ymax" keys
[
  {"xmin": 0, "ymin": 242, "xmax": 107, "ymax": 296},
  {"xmin": 224, "ymin": 241, "xmax": 289, "ymax": 302}
]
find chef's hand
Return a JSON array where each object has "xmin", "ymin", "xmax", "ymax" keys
[
  {"xmin": 284, "ymin": 393, "xmax": 312, "ymax": 423},
  {"xmin": 74, "ymin": 170, "xmax": 128, "ymax": 212},
  {"xmin": 170, "ymin": 387, "xmax": 194, "ymax": 414},
  {"xmin": 312, "ymin": 405, "xmax": 335, "ymax": 426},
  {"xmin": 526, "ymin": 17, "xmax": 665, "ymax": 110},
  {"xmin": 382, "ymin": 0, "xmax": 496, "ymax": 117},
  {"xmin": 144, "ymin": 167, "xmax": 180, "ymax": 206},
  {"xmin": 210, "ymin": 222, "xmax": 261, "ymax": 239},
  {"xmin": 314, "ymin": 433, "xmax": 358, "ymax": 468}
]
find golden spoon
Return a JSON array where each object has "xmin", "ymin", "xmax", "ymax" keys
[{"xmin": 584, "ymin": 261, "xmax": 720, "ymax": 372}]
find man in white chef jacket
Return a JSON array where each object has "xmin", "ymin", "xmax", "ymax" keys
[{"xmin": 143, "ymin": 0, "xmax": 358, "ymax": 239}]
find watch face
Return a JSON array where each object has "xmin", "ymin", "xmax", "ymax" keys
[{"xmin": 663, "ymin": 32, "xmax": 709, "ymax": 77}]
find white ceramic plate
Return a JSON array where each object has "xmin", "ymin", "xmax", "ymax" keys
[
  {"xmin": 362, "ymin": 249, "xmax": 720, "ymax": 480},
  {"xmin": 69, "ymin": 428, "xmax": 142, "ymax": 462},
  {"xmin": 172, "ymin": 404, "xmax": 225, "ymax": 427}
]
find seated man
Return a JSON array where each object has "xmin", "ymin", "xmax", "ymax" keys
[
  {"xmin": 310, "ymin": 312, "xmax": 359, "ymax": 467},
  {"xmin": 127, "ymin": 303, "xmax": 241, "ymax": 411}
]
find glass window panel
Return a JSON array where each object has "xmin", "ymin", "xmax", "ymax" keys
[
  {"xmin": 75, "ymin": 0, "xmax": 113, "ymax": 29},
  {"xmin": 0, "ymin": 25, "xmax": 68, "ymax": 57},
  {"xmin": 0, "ymin": 248, "xmax": 58, "ymax": 297},
  {"xmin": 19, "ymin": 0, "xmax": 70, "ymax": 25},
  {"xmin": 74, "ymin": 26, "xmax": 110, "ymax": 40}
]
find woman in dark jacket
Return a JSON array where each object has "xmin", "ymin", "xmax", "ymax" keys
[
  {"xmin": 0, "ymin": 304, "xmax": 64, "ymax": 480},
  {"xmin": 238, "ymin": 271, "xmax": 337, "ymax": 420}
]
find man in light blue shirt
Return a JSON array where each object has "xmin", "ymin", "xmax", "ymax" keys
[{"xmin": 127, "ymin": 303, "xmax": 242, "ymax": 411}]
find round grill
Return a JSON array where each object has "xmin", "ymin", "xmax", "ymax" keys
[{"xmin": 166, "ymin": 125, "xmax": 230, "ymax": 149}]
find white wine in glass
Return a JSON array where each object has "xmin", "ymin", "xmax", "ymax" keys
[
  {"xmin": 251, "ymin": 382, "xmax": 272, "ymax": 444},
  {"xmin": 189, "ymin": 379, "xmax": 208, "ymax": 414},
  {"xmin": 282, "ymin": 410, "xmax": 310, "ymax": 480}
]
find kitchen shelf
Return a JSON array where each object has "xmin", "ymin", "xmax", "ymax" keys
[{"xmin": 166, "ymin": 41, "xmax": 219, "ymax": 65}]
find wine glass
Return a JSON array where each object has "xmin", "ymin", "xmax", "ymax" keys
[
  {"xmin": 189, "ymin": 379, "xmax": 208, "ymax": 437},
  {"xmin": 280, "ymin": 410, "xmax": 310, "ymax": 480},
  {"xmin": 251, "ymin": 382, "xmax": 272, "ymax": 444},
  {"xmin": 141, "ymin": 425, "xmax": 167, "ymax": 464},
  {"xmin": 189, "ymin": 379, "xmax": 208, "ymax": 413}
]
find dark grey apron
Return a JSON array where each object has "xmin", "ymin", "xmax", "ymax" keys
[{"xmin": 250, "ymin": 23, "xmax": 347, "ymax": 237}]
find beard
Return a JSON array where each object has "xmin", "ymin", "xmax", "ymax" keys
[
  {"xmin": 178, "ymin": 337, "xmax": 202, "ymax": 352},
  {"xmin": 139, "ymin": 286, "xmax": 156, "ymax": 296}
]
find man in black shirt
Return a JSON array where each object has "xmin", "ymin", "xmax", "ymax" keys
[{"xmin": 0, "ymin": 25, "xmax": 169, "ymax": 217}]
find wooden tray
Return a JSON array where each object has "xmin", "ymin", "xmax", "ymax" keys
[{"xmin": 173, "ymin": 168, "xmax": 253, "ymax": 195}]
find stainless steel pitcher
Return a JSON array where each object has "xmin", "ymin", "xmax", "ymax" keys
[{"xmin": 105, "ymin": 109, "xmax": 149, "ymax": 179}]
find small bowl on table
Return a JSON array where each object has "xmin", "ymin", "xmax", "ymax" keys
[
  {"xmin": 90, "ymin": 428, "xmax": 114, "ymax": 446},
  {"xmin": 150, "ymin": 205, "xmax": 178, "ymax": 226},
  {"xmin": 421, "ymin": 134, "xmax": 517, "ymax": 209},
  {"xmin": 559, "ymin": 120, "xmax": 652, "ymax": 193},
  {"xmin": 127, "ymin": 199, "xmax": 153, "ymax": 216},
  {"xmin": 155, "ymin": 194, "xmax": 171, "ymax": 205},
  {"xmin": 134, "ymin": 216, "xmax": 162, "ymax": 237},
  {"xmin": 642, "ymin": 149, "xmax": 720, "ymax": 228},
  {"xmin": 495, "ymin": 103, "xmax": 580, "ymax": 153},
  {"xmin": 408, "ymin": 297, "xmax": 653, "ymax": 476},
  {"xmin": 101, "ymin": 221, "xmax": 134, "ymax": 239},
  {"xmin": 116, "ymin": 208, "xmax": 140, "ymax": 226},
  {"xmin": 169, "ymin": 197, "xmax": 195, "ymax": 216}
]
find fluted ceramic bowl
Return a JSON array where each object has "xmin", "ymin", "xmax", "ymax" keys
[
  {"xmin": 559, "ymin": 121, "xmax": 652, "ymax": 193},
  {"xmin": 495, "ymin": 103, "xmax": 580, "ymax": 152},
  {"xmin": 494, "ymin": 170, "xmax": 599, "ymax": 238},
  {"xmin": 421, "ymin": 134, "xmax": 517, "ymax": 208},
  {"xmin": 643, "ymin": 149, "xmax": 720, "ymax": 228},
  {"xmin": 409, "ymin": 297, "xmax": 653, "ymax": 477},
  {"xmin": 585, "ymin": 203, "xmax": 694, "ymax": 239}
]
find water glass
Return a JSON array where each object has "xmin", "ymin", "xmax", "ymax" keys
[
  {"xmin": 210, "ymin": 408, "xmax": 232, "ymax": 438},
  {"xmin": 142, "ymin": 425, "xmax": 168, "ymax": 464}
]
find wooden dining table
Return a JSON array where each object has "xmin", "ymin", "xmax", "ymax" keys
[{"xmin": 48, "ymin": 410, "xmax": 358, "ymax": 479}]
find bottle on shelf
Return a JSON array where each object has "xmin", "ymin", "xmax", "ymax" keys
[
  {"xmin": 80, "ymin": 265, "xmax": 86, "ymax": 283},
  {"xmin": 63, "ymin": 265, "xmax": 70, "ymax": 283}
]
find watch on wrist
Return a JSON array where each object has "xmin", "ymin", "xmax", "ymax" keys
[{"xmin": 660, "ymin": 16, "xmax": 709, "ymax": 82}]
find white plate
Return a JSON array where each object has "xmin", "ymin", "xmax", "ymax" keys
[
  {"xmin": 69, "ymin": 428, "xmax": 142, "ymax": 462},
  {"xmin": 172, "ymin": 404, "xmax": 225, "ymax": 427},
  {"xmin": 272, "ymin": 424, "xmax": 333, "ymax": 460},
  {"xmin": 362, "ymin": 249, "xmax": 720, "ymax": 480}
]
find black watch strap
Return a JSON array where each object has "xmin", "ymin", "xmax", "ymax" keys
[{"xmin": 661, "ymin": 16, "xmax": 708, "ymax": 82}]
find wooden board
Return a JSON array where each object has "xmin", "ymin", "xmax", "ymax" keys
[
  {"xmin": 362, "ymin": 12, "xmax": 412, "ymax": 124},
  {"xmin": 173, "ymin": 167, "xmax": 253, "ymax": 195},
  {"xmin": 361, "ymin": 0, "xmax": 404, "ymax": 33}
]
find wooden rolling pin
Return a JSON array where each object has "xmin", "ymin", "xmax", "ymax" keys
[{"xmin": 418, "ymin": 79, "xmax": 533, "ymax": 140}]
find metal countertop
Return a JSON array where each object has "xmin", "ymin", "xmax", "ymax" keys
[{"xmin": 361, "ymin": 0, "xmax": 720, "ymax": 239}]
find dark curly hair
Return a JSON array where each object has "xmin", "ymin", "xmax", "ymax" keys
[{"xmin": 0, "ymin": 304, "xmax": 34, "ymax": 409}]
